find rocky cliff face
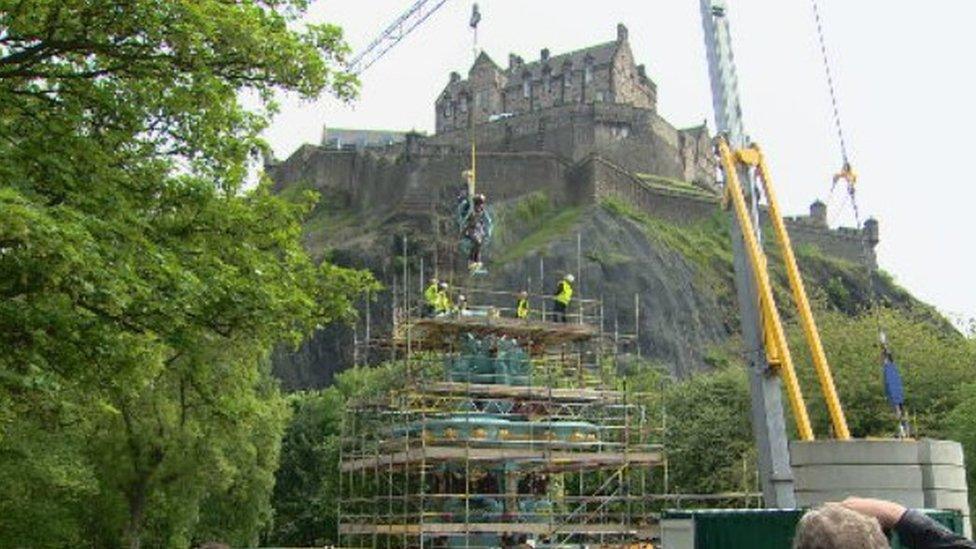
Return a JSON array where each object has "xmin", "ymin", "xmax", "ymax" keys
[{"xmin": 271, "ymin": 188, "xmax": 917, "ymax": 389}]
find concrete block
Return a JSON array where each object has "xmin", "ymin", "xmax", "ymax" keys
[
  {"xmin": 918, "ymin": 439, "xmax": 965, "ymax": 465},
  {"xmin": 923, "ymin": 489, "xmax": 971, "ymax": 510},
  {"xmin": 793, "ymin": 464, "xmax": 922, "ymax": 490},
  {"xmin": 796, "ymin": 489, "xmax": 925, "ymax": 509},
  {"xmin": 790, "ymin": 440, "xmax": 920, "ymax": 466},
  {"xmin": 921, "ymin": 465, "xmax": 968, "ymax": 491},
  {"xmin": 660, "ymin": 518, "xmax": 693, "ymax": 549}
]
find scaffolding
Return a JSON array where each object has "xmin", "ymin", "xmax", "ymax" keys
[{"xmin": 339, "ymin": 287, "xmax": 663, "ymax": 548}]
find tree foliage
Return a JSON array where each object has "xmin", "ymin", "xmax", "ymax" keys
[
  {"xmin": 0, "ymin": 1, "xmax": 373, "ymax": 547},
  {"xmin": 607, "ymin": 305, "xmax": 976, "ymax": 500},
  {"xmin": 264, "ymin": 363, "xmax": 405, "ymax": 546},
  {"xmin": 661, "ymin": 364, "xmax": 757, "ymax": 495},
  {"xmin": 787, "ymin": 308, "xmax": 976, "ymax": 440}
]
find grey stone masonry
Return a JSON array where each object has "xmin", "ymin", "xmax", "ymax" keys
[
  {"xmin": 435, "ymin": 24, "xmax": 655, "ymax": 134},
  {"xmin": 790, "ymin": 439, "xmax": 970, "ymax": 537}
]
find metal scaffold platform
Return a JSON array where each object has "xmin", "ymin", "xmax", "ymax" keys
[{"xmin": 339, "ymin": 289, "xmax": 663, "ymax": 548}]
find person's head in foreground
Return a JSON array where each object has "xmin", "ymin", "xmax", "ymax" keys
[{"xmin": 793, "ymin": 501, "xmax": 890, "ymax": 549}]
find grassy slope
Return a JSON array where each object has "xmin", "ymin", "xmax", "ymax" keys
[
  {"xmin": 491, "ymin": 192, "xmax": 943, "ymax": 332},
  {"xmin": 277, "ymin": 179, "xmax": 374, "ymax": 262},
  {"xmin": 283, "ymin": 171, "xmax": 942, "ymax": 327},
  {"xmin": 490, "ymin": 192, "xmax": 584, "ymax": 265}
]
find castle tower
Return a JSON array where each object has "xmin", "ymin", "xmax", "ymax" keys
[
  {"xmin": 809, "ymin": 200, "xmax": 827, "ymax": 228},
  {"xmin": 434, "ymin": 24, "xmax": 657, "ymax": 134}
]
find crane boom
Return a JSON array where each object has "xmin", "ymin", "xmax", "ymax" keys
[
  {"xmin": 699, "ymin": 0, "xmax": 797, "ymax": 508},
  {"xmin": 347, "ymin": 0, "xmax": 450, "ymax": 75}
]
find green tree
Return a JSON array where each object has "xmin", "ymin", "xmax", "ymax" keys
[
  {"xmin": 265, "ymin": 362, "xmax": 405, "ymax": 546},
  {"xmin": 0, "ymin": 1, "xmax": 372, "ymax": 547},
  {"xmin": 265, "ymin": 389, "xmax": 344, "ymax": 546},
  {"xmin": 662, "ymin": 365, "xmax": 756, "ymax": 495},
  {"xmin": 947, "ymin": 382, "xmax": 976, "ymax": 513},
  {"xmin": 787, "ymin": 307, "xmax": 976, "ymax": 439}
]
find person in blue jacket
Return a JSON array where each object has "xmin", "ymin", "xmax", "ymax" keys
[{"xmin": 882, "ymin": 348, "xmax": 910, "ymax": 439}]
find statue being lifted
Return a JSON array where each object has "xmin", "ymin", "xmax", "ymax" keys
[{"xmin": 456, "ymin": 169, "xmax": 493, "ymax": 275}]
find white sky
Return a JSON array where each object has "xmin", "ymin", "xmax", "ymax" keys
[{"xmin": 264, "ymin": 1, "xmax": 975, "ymax": 325}]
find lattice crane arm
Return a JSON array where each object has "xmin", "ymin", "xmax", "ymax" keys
[{"xmin": 346, "ymin": 0, "xmax": 451, "ymax": 76}]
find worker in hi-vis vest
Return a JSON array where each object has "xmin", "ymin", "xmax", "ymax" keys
[
  {"xmin": 552, "ymin": 274, "xmax": 574, "ymax": 323},
  {"xmin": 516, "ymin": 291, "xmax": 529, "ymax": 319},
  {"xmin": 435, "ymin": 282, "xmax": 452, "ymax": 316},
  {"xmin": 423, "ymin": 278, "xmax": 439, "ymax": 317}
]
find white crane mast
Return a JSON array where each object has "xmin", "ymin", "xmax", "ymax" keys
[{"xmin": 698, "ymin": 0, "xmax": 796, "ymax": 508}]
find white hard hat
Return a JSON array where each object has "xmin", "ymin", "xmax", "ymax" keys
[{"xmin": 564, "ymin": 274, "xmax": 575, "ymax": 282}]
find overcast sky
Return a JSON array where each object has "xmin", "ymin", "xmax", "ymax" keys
[{"xmin": 263, "ymin": 1, "xmax": 975, "ymax": 327}]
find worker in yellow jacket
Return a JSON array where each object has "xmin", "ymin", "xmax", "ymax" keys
[
  {"xmin": 552, "ymin": 274, "xmax": 574, "ymax": 323},
  {"xmin": 423, "ymin": 278, "xmax": 439, "ymax": 317},
  {"xmin": 435, "ymin": 282, "xmax": 452, "ymax": 316},
  {"xmin": 516, "ymin": 291, "xmax": 529, "ymax": 319}
]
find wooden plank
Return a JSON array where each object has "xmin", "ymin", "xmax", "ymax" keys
[
  {"xmin": 341, "ymin": 446, "xmax": 663, "ymax": 472},
  {"xmin": 422, "ymin": 381, "xmax": 623, "ymax": 402},
  {"xmin": 340, "ymin": 522, "xmax": 659, "ymax": 537},
  {"xmin": 400, "ymin": 316, "xmax": 599, "ymax": 350}
]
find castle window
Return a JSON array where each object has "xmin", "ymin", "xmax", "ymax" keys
[
  {"xmin": 584, "ymin": 64, "xmax": 593, "ymax": 84},
  {"xmin": 523, "ymin": 79, "xmax": 531, "ymax": 99},
  {"xmin": 460, "ymin": 95, "xmax": 468, "ymax": 113},
  {"xmin": 610, "ymin": 123, "xmax": 630, "ymax": 139}
]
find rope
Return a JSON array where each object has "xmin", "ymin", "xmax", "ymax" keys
[
  {"xmin": 811, "ymin": 0, "xmax": 850, "ymax": 166},
  {"xmin": 468, "ymin": 3, "xmax": 479, "ymax": 195},
  {"xmin": 811, "ymin": 0, "xmax": 887, "ymax": 349},
  {"xmin": 847, "ymin": 186, "xmax": 886, "ymax": 345}
]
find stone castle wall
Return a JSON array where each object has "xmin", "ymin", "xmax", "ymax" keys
[
  {"xmin": 784, "ymin": 219, "xmax": 876, "ymax": 268},
  {"xmin": 270, "ymin": 145, "xmax": 571, "ymax": 216},
  {"xmin": 425, "ymin": 103, "xmax": 714, "ymax": 188},
  {"xmin": 579, "ymin": 154, "xmax": 878, "ymax": 266},
  {"xmin": 271, "ymin": 143, "xmax": 876, "ymax": 268},
  {"xmin": 580, "ymin": 155, "xmax": 718, "ymax": 224}
]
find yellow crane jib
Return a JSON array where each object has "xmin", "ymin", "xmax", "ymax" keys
[
  {"xmin": 717, "ymin": 137, "xmax": 814, "ymax": 442},
  {"xmin": 722, "ymin": 138, "xmax": 852, "ymax": 441},
  {"xmin": 748, "ymin": 144, "xmax": 851, "ymax": 440}
]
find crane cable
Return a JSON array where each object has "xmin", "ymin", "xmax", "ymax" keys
[
  {"xmin": 811, "ymin": 0, "xmax": 887, "ymax": 348},
  {"xmin": 811, "ymin": 0, "xmax": 850, "ymax": 171},
  {"xmin": 467, "ymin": 3, "xmax": 480, "ymax": 196}
]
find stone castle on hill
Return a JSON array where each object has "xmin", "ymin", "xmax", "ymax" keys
[
  {"xmin": 436, "ymin": 24, "xmax": 655, "ymax": 132},
  {"xmin": 269, "ymin": 24, "xmax": 877, "ymax": 266}
]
